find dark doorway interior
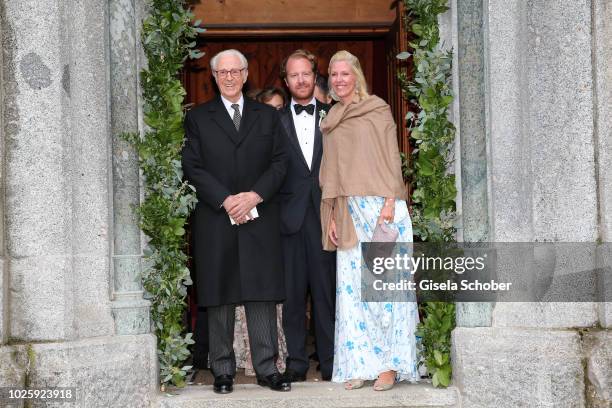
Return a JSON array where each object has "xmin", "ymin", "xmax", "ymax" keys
[{"xmin": 183, "ymin": 36, "xmax": 389, "ymax": 106}]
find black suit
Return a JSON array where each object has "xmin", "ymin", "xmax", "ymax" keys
[
  {"xmin": 182, "ymin": 96, "xmax": 288, "ymax": 377},
  {"xmin": 279, "ymin": 100, "xmax": 336, "ymax": 379}
]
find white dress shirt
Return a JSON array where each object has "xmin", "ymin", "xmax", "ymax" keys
[
  {"xmin": 220, "ymin": 94, "xmax": 244, "ymax": 121},
  {"xmin": 218, "ymin": 94, "xmax": 244, "ymax": 209},
  {"xmin": 290, "ymin": 97, "xmax": 316, "ymax": 170}
]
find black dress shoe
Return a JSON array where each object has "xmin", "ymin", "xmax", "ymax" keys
[
  {"xmin": 284, "ymin": 368, "xmax": 307, "ymax": 382},
  {"xmin": 321, "ymin": 372, "xmax": 332, "ymax": 381},
  {"xmin": 257, "ymin": 372, "xmax": 291, "ymax": 391},
  {"xmin": 213, "ymin": 374, "xmax": 233, "ymax": 394}
]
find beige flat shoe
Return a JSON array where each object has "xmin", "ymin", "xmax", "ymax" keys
[
  {"xmin": 373, "ymin": 371, "xmax": 395, "ymax": 391},
  {"xmin": 344, "ymin": 379, "xmax": 365, "ymax": 390}
]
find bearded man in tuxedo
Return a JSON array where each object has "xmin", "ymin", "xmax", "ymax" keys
[
  {"xmin": 279, "ymin": 49, "xmax": 336, "ymax": 382},
  {"xmin": 182, "ymin": 49, "xmax": 290, "ymax": 394}
]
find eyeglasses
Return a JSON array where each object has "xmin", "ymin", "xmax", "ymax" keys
[{"xmin": 214, "ymin": 68, "xmax": 246, "ymax": 78}]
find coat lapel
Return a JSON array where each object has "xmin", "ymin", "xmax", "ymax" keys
[
  {"xmin": 313, "ymin": 100, "xmax": 325, "ymax": 169},
  {"xmin": 236, "ymin": 98, "xmax": 259, "ymax": 146},
  {"xmin": 281, "ymin": 105, "xmax": 310, "ymax": 172},
  {"xmin": 210, "ymin": 97, "xmax": 240, "ymax": 145}
]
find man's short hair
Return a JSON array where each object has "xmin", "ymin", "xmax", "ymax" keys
[
  {"xmin": 256, "ymin": 87, "xmax": 288, "ymax": 106},
  {"xmin": 280, "ymin": 49, "xmax": 318, "ymax": 79},
  {"xmin": 210, "ymin": 49, "xmax": 248, "ymax": 72},
  {"xmin": 315, "ymin": 75, "xmax": 329, "ymax": 94}
]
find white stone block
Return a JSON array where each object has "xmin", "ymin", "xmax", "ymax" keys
[
  {"xmin": 493, "ymin": 303, "xmax": 598, "ymax": 329},
  {"xmin": 9, "ymin": 256, "xmax": 74, "ymax": 341},
  {"xmin": 72, "ymin": 255, "xmax": 114, "ymax": 338},
  {"xmin": 0, "ymin": 345, "xmax": 26, "ymax": 387},
  {"xmin": 18, "ymin": 334, "xmax": 158, "ymax": 408},
  {"xmin": 452, "ymin": 327, "xmax": 584, "ymax": 407},
  {"xmin": 584, "ymin": 330, "xmax": 612, "ymax": 407}
]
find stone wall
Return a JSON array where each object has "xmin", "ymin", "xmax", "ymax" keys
[
  {"xmin": 0, "ymin": 0, "xmax": 157, "ymax": 406},
  {"xmin": 449, "ymin": 0, "xmax": 612, "ymax": 406}
]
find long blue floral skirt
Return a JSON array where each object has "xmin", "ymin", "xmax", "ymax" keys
[{"xmin": 332, "ymin": 196, "xmax": 419, "ymax": 383}]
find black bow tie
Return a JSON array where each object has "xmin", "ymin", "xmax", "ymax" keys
[{"xmin": 293, "ymin": 104, "xmax": 315, "ymax": 115}]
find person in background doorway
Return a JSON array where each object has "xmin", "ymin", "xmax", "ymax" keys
[
  {"xmin": 314, "ymin": 74, "xmax": 332, "ymax": 104},
  {"xmin": 245, "ymin": 88, "xmax": 262, "ymax": 100},
  {"xmin": 257, "ymin": 87, "xmax": 288, "ymax": 110}
]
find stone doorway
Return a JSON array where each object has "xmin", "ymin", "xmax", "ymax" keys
[{"xmin": 180, "ymin": 0, "xmax": 413, "ymax": 387}]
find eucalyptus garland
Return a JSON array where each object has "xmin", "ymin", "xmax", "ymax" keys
[
  {"xmin": 399, "ymin": 0, "xmax": 457, "ymax": 388},
  {"xmin": 124, "ymin": 0, "xmax": 204, "ymax": 388}
]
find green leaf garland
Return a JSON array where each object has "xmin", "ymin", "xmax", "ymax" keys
[
  {"xmin": 400, "ymin": 0, "xmax": 457, "ymax": 388},
  {"xmin": 125, "ymin": 0, "xmax": 203, "ymax": 388}
]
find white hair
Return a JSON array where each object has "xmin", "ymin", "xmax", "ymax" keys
[{"xmin": 210, "ymin": 49, "xmax": 248, "ymax": 71}]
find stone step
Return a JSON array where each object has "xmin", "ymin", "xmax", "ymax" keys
[{"xmin": 154, "ymin": 382, "xmax": 460, "ymax": 408}]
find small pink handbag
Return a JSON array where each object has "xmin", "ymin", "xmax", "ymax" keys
[
  {"xmin": 364, "ymin": 222, "xmax": 399, "ymax": 271},
  {"xmin": 371, "ymin": 222, "xmax": 399, "ymax": 242}
]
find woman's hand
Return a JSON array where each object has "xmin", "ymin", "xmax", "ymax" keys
[
  {"xmin": 378, "ymin": 198, "xmax": 395, "ymax": 225},
  {"xmin": 329, "ymin": 218, "xmax": 339, "ymax": 246}
]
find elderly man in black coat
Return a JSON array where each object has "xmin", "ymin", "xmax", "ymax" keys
[{"xmin": 182, "ymin": 49, "xmax": 290, "ymax": 394}]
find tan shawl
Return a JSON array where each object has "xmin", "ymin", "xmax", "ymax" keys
[{"xmin": 319, "ymin": 95, "xmax": 407, "ymax": 251}]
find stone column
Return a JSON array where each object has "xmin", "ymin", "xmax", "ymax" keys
[
  {"xmin": 453, "ymin": 0, "xmax": 492, "ymax": 327},
  {"xmin": 109, "ymin": 0, "xmax": 150, "ymax": 335},
  {"xmin": 490, "ymin": 0, "xmax": 598, "ymax": 329},
  {"xmin": 67, "ymin": 0, "xmax": 116, "ymax": 339},
  {"xmin": 590, "ymin": 3, "xmax": 612, "ymax": 400},
  {"xmin": 0, "ymin": 1, "xmax": 26, "ymax": 392},
  {"xmin": 593, "ymin": 0, "xmax": 612, "ymax": 329},
  {"xmin": 3, "ymin": 0, "xmax": 115, "ymax": 342},
  {"xmin": 2, "ymin": 0, "xmax": 117, "ymax": 345},
  {"xmin": 4, "ymin": 0, "xmax": 76, "ymax": 342},
  {"xmin": 438, "ymin": 0, "xmax": 463, "ymax": 241},
  {"xmin": 0, "ymin": 1, "xmax": 6, "ymax": 346}
]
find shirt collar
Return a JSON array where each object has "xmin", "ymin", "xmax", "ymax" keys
[{"xmin": 221, "ymin": 94, "xmax": 244, "ymax": 112}]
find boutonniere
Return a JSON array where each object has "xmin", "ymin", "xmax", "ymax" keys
[{"xmin": 319, "ymin": 109, "xmax": 327, "ymax": 127}]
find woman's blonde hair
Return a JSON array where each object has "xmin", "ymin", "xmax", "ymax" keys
[{"xmin": 327, "ymin": 50, "xmax": 369, "ymax": 102}]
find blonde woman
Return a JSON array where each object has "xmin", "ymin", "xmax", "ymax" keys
[{"xmin": 319, "ymin": 50, "xmax": 419, "ymax": 391}]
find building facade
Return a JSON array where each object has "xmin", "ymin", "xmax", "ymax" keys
[{"xmin": 0, "ymin": 0, "xmax": 610, "ymax": 407}]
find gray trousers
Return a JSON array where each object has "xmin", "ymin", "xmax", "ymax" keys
[{"xmin": 208, "ymin": 301, "xmax": 279, "ymax": 377}]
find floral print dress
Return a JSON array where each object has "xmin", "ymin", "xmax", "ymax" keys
[{"xmin": 332, "ymin": 196, "xmax": 419, "ymax": 383}]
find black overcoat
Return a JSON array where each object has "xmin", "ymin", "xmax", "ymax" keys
[{"xmin": 182, "ymin": 97, "xmax": 288, "ymax": 307}]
